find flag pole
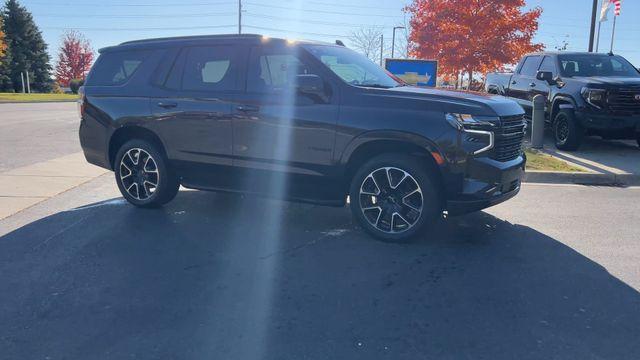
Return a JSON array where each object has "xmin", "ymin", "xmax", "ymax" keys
[{"xmin": 609, "ymin": 15, "xmax": 617, "ymax": 53}]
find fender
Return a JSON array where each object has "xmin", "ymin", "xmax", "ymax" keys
[
  {"xmin": 550, "ymin": 95, "xmax": 577, "ymax": 120},
  {"xmin": 486, "ymin": 84, "xmax": 504, "ymax": 96},
  {"xmin": 338, "ymin": 130, "xmax": 444, "ymax": 168}
]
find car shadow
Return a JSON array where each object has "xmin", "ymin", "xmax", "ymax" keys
[{"xmin": 1, "ymin": 190, "xmax": 639, "ymax": 360}]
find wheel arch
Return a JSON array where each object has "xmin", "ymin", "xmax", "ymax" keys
[
  {"xmin": 108, "ymin": 126, "xmax": 168, "ymax": 170},
  {"xmin": 486, "ymin": 84, "xmax": 502, "ymax": 95},
  {"xmin": 550, "ymin": 96, "xmax": 577, "ymax": 122},
  {"xmin": 340, "ymin": 131, "xmax": 445, "ymax": 195}
]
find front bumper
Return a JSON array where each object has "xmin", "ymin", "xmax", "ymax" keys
[
  {"xmin": 446, "ymin": 155, "xmax": 525, "ymax": 216},
  {"xmin": 575, "ymin": 110, "xmax": 640, "ymax": 136}
]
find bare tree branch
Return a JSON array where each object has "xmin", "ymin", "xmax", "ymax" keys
[{"xmin": 348, "ymin": 26, "xmax": 383, "ymax": 63}]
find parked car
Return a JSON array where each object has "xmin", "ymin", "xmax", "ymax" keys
[
  {"xmin": 486, "ymin": 52, "xmax": 640, "ymax": 150},
  {"xmin": 79, "ymin": 34, "xmax": 526, "ymax": 241}
]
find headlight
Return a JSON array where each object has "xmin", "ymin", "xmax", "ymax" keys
[
  {"xmin": 445, "ymin": 113, "xmax": 495, "ymax": 155},
  {"xmin": 581, "ymin": 87, "xmax": 607, "ymax": 109},
  {"xmin": 445, "ymin": 113, "xmax": 498, "ymax": 131}
]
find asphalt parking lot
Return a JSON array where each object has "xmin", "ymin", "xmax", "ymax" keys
[{"xmin": 2, "ymin": 103, "xmax": 640, "ymax": 359}]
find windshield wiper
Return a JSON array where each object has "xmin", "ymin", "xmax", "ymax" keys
[{"xmin": 356, "ymin": 84, "xmax": 393, "ymax": 89}]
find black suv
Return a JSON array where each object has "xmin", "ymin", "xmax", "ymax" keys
[
  {"xmin": 486, "ymin": 52, "xmax": 640, "ymax": 150},
  {"xmin": 79, "ymin": 34, "xmax": 526, "ymax": 241}
]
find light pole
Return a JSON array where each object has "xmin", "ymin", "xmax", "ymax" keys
[
  {"xmin": 379, "ymin": 34, "xmax": 384, "ymax": 66},
  {"xmin": 238, "ymin": 0, "xmax": 242, "ymax": 34},
  {"xmin": 392, "ymin": 26, "xmax": 406, "ymax": 58},
  {"xmin": 588, "ymin": 0, "xmax": 598, "ymax": 52}
]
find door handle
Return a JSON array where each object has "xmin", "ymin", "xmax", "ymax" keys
[
  {"xmin": 236, "ymin": 104, "xmax": 260, "ymax": 112},
  {"xmin": 511, "ymin": 80, "xmax": 517, "ymax": 85},
  {"xmin": 157, "ymin": 101, "xmax": 177, "ymax": 109},
  {"xmin": 529, "ymin": 83, "xmax": 536, "ymax": 87}
]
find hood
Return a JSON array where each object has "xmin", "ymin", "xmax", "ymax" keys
[
  {"xmin": 569, "ymin": 76, "xmax": 640, "ymax": 87},
  {"xmin": 369, "ymin": 86, "xmax": 524, "ymax": 117}
]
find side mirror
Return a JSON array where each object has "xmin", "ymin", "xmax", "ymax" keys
[
  {"xmin": 295, "ymin": 74, "xmax": 325, "ymax": 97},
  {"xmin": 536, "ymin": 70, "xmax": 556, "ymax": 85}
]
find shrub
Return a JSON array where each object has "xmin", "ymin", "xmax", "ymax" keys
[
  {"xmin": 69, "ymin": 78, "xmax": 84, "ymax": 94},
  {"xmin": 51, "ymin": 82, "xmax": 63, "ymax": 94}
]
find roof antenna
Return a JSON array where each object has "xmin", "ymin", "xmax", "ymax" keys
[{"xmin": 335, "ymin": 40, "xmax": 345, "ymax": 47}]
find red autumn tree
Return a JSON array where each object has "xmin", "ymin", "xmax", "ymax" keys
[
  {"xmin": 405, "ymin": 0, "xmax": 544, "ymax": 88},
  {"xmin": 55, "ymin": 30, "xmax": 94, "ymax": 87},
  {"xmin": 0, "ymin": 17, "xmax": 6, "ymax": 60}
]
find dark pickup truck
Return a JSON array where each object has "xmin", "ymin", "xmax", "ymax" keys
[{"xmin": 485, "ymin": 52, "xmax": 640, "ymax": 150}]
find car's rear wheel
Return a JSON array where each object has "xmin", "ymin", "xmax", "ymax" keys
[
  {"xmin": 114, "ymin": 139, "xmax": 179, "ymax": 207},
  {"xmin": 349, "ymin": 153, "xmax": 441, "ymax": 242},
  {"xmin": 553, "ymin": 109, "xmax": 583, "ymax": 151}
]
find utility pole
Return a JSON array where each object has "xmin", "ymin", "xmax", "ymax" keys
[
  {"xmin": 238, "ymin": 0, "xmax": 242, "ymax": 34},
  {"xmin": 25, "ymin": 71, "xmax": 30, "ymax": 93},
  {"xmin": 392, "ymin": 26, "xmax": 405, "ymax": 59},
  {"xmin": 588, "ymin": 0, "xmax": 598, "ymax": 52},
  {"xmin": 379, "ymin": 34, "xmax": 384, "ymax": 66}
]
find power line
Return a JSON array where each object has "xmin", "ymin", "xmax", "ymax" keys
[
  {"xmin": 305, "ymin": 1, "xmax": 403, "ymax": 11},
  {"xmin": 23, "ymin": 0, "xmax": 233, "ymax": 6},
  {"xmin": 43, "ymin": 24, "xmax": 236, "ymax": 31},
  {"xmin": 243, "ymin": 2, "xmax": 403, "ymax": 18},
  {"xmin": 243, "ymin": 25, "xmax": 344, "ymax": 39},
  {"xmin": 245, "ymin": 12, "xmax": 382, "ymax": 28},
  {"xmin": 34, "ymin": 12, "xmax": 236, "ymax": 18}
]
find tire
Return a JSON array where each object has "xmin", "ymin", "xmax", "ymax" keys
[
  {"xmin": 553, "ymin": 109, "xmax": 583, "ymax": 151},
  {"xmin": 349, "ymin": 153, "xmax": 441, "ymax": 242},
  {"xmin": 114, "ymin": 139, "xmax": 179, "ymax": 208}
]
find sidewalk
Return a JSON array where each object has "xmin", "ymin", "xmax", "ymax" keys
[
  {"xmin": 0, "ymin": 152, "xmax": 108, "ymax": 219},
  {"xmin": 524, "ymin": 131, "xmax": 640, "ymax": 185}
]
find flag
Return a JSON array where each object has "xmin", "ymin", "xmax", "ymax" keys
[
  {"xmin": 600, "ymin": 0, "xmax": 611, "ymax": 22},
  {"xmin": 612, "ymin": 0, "xmax": 621, "ymax": 16}
]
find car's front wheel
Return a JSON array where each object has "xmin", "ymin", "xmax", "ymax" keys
[
  {"xmin": 553, "ymin": 109, "xmax": 583, "ymax": 151},
  {"xmin": 114, "ymin": 139, "xmax": 179, "ymax": 207},
  {"xmin": 349, "ymin": 154, "xmax": 441, "ymax": 242}
]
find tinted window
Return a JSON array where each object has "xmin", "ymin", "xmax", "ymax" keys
[
  {"xmin": 539, "ymin": 56, "xmax": 557, "ymax": 76},
  {"xmin": 559, "ymin": 54, "xmax": 640, "ymax": 77},
  {"xmin": 181, "ymin": 46, "xmax": 239, "ymax": 92},
  {"xmin": 247, "ymin": 47, "xmax": 317, "ymax": 93},
  {"xmin": 88, "ymin": 50, "xmax": 151, "ymax": 86},
  {"xmin": 519, "ymin": 56, "xmax": 541, "ymax": 77},
  {"xmin": 306, "ymin": 45, "xmax": 400, "ymax": 88}
]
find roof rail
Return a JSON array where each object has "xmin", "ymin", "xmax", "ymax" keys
[{"xmin": 119, "ymin": 34, "xmax": 262, "ymax": 46}]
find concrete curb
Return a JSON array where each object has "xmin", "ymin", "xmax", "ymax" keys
[
  {"xmin": 524, "ymin": 170, "xmax": 640, "ymax": 186},
  {"xmin": 0, "ymin": 100, "xmax": 77, "ymax": 104}
]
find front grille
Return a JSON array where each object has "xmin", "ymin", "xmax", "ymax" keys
[
  {"xmin": 607, "ymin": 85, "xmax": 640, "ymax": 115},
  {"xmin": 490, "ymin": 114, "xmax": 526, "ymax": 162}
]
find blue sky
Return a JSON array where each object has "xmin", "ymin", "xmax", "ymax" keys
[{"xmin": 18, "ymin": 0, "xmax": 640, "ymax": 67}]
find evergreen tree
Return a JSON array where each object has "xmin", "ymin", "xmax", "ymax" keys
[{"xmin": 2, "ymin": 0, "xmax": 52, "ymax": 92}]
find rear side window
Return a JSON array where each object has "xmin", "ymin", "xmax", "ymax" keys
[
  {"xmin": 519, "ymin": 56, "xmax": 541, "ymax": 77},
  {"xmin": 88, "ymin": 50, "xmax": 151, "ymax": 86},
  {"xmin": 247, "ymin": 47, "xmax": 317, "ymax": 93},
  {"xmin": 180, "ymin": 46, "xmax": 240, "ymax": 92}
]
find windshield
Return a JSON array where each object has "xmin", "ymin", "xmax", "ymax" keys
[
  {"xmin": 304, "ymin": 45, "xmax": 401, "ymax": 88},
  {"xmin": 558, "ymin": 54, "xmax": 640, "ymax": 78}
]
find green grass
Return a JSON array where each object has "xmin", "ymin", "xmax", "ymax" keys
[
  {"xmin": 525, "ymin": 148, "xmax": 585, "ymax": 172},
  {"xmin": 0, "ymin": 92, "xmax": 78, "ymax": 102}
]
